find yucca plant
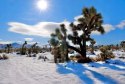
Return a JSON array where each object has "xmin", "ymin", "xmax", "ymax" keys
[
  {"xmin": 50, "ymin": 33, "xmax": 60, "ymax": 63},
  {"xmin": 21, "ymin": 41, "xmax": 27, "ymax": 55},
  {"xmin": 50, "ymin": 24, "xmax": 69, "ymax": 63},
  {"xmin": 6, "ymin": 44, "xmax": 12, "ymax": 53},
  {"xmin": 31, "ymin": 42, "xmax": 38, "ymax": 54}
]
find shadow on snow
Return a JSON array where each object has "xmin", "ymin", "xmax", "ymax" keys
[
  {"xmin": 89, "ymin": 61, "xmax": 125, "ymax": 71},
  {"xmin": 56, "ymin": 62, "xmax": 118, "ymax": 84}
]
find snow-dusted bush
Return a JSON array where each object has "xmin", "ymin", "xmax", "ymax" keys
[
  {"xmin": 0, "ymin": 55, "xmax": 2, "ymax": 60},
  {"xmin": 99, "ymin": 46, "xmax": 115, "ymax": 61},
  {"xmin": 69, "ymin": 55, "xmax": 80, "ymax": 62},
  {"xmin": 0, "ymin": 54, "xmax": 9, "ymax": 60},
  {"xmin": 2, "ymin": 54, "xmax": 9, "ymax": 59},
  {"xmin": 90, "ymin": 46, "xmax": 115, "ymax": 62}
]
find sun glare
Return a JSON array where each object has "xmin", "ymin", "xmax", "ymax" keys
[{"xmin": 36, "ymin": 0, "xmax": 48, "ymax": 11}]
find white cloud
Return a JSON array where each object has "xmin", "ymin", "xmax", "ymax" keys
[
  {"xmin": 116, "ymin": 20, "xmax": 125, "ymax": 29},
  {"xmin": 0, "ymin": 41, "xmax": 13, "ymax": 44},
  {"xmin": 8, "ymin": 21, "xmax": 115, "ymax": 37},
  {"xmin": 74, "ymin": 15, "xmax": 83, "ymax": 21},
  {"xmin": 8, "ymin": 14, "xmax": 116, "ymax": 38},
  {"xmin": 92, "ymin": 24, "xmax": 115, "ymax": 35},
  {"xmin": 103, "ymin": 24, "xmax": 115, "ymax": 33},
  {"xmin": 8, "ymin": 21, "xmax": 70, "ymax": 37},
  {"xmin": 24, "ymin": 38, "xmax": 34, "ymax": 41},
  {"xmin": 0, "ymin": 40, "xmax": 24, "ymax": 44}
]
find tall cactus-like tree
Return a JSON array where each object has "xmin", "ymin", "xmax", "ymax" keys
[
  {"xmin": 68, "ymin": 7, "xmax": 105, "ymax": 61},
  {"xmin": 50, "ymin": 34, "xmax": 60, "ymax": 63},
  {"xmin": 48, "ymin": 41, "xmax": 51, "ymax": 51},
  {"xmin": 58, "ymin": 24, "xmax": 69, "ymax": 62},
  {"xmin": 6, "ymin": 44, "xmax": 12, "ymax": 53},
  {"xmin": 21, "ymin": 41, "xmax": 27, "ymax": 55},
  {"xmin": 55, "ymin": 24, "xmax": 69, "ymax": 62},
  {"xmin": 50, "ymin": 7, "xmax": 105, "ymax": 63},
  {"xmin": 31, "ymin": 42, "xmax": 38, "ymax": 54},
  {"xmin": 52, "ymin": 24, "xmax": 69, "ymax": 62}
]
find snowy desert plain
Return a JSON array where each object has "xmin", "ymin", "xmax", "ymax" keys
[{"xmin": 0, "ymin": 51, "xmax": 125, "ymax": 84}]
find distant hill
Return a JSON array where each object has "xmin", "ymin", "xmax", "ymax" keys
[
  {"xmin": 0, "ymin": 43, "xmax": 21, "ymax": 49},
  {"xmin": 11, "ymin": 43, "xmax": 21, "ymax": 48},
  {"xmin": 0, "ymin": 44, "xmax": 5, "ymax": 49},
  {"xmin": 0, "ymin": 43, "xmax": 38, "ymax": 49}
]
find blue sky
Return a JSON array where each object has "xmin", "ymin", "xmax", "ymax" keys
[{"xmin": 0, "ymin": 0, "xmax": 125, "ymax": 45}]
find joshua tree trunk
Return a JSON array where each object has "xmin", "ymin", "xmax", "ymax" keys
[
  {"xmin": 7, "ymin": 48, "xmax": 10, "ymax": 53},
  {"xmin": 65, "ymin": 49, "xmax": 69, "ymax": 61},
  {"xmin": 81, "ymin": 39, "xmax": 87, "ymax": 59}
]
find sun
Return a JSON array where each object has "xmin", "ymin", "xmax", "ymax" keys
[{"xmin": 36, "ymin": 0, "xmax": 48, "ymax": 11}]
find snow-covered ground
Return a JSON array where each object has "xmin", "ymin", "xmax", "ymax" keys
[{"xmin": 0, "ymin": 51, "xmax": 125, "ymax": 84}]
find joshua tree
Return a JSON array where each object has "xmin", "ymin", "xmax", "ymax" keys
[
  {"xmin": 50, "ymin": 34, "xmax": 60, "ymax": 63},
  {"xmin": 21, "ymin": 41, "xmax": 27, "ymax": 55},
  {"xmin": 50, "ymin": 24, "xmax": 69, "ymax": 62},
  {"xmin": 31, "ymin": 42, "xmax": 38, "ymax": 54},
  {"xmin": 51, "ymin": 7, "xmax": 105, "ymax": 63},
  {"xmin": 48, "ymin": 40, "xmax": 51, "ymax": 51},
  {"xmin": 6, "ymin": 44, "xmax": 12, "ymax": 53},
  {"xmin": 67, "ymin": 6, "xmax": 105, "ymax": 62}
]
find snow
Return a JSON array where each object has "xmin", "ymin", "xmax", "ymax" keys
[{"xmin": 0, "ymin": 51, "xmax": 125, "ymax": 84}]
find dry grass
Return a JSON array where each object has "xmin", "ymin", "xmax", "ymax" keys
[
  {"xmin": 69, "ymin": 55, "xmax": 92, "ymax": 63},
  {"xmin": 91, "ymin": 53, "xmax": 115, "ymax": 62},
  {"xmin": 69, "ymin": 54, "xmax": 82, "ymax": 62}
]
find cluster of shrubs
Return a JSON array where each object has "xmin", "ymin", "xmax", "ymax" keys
[
  {"xmin": 0, "ymin": 54, "xmax": 9, "ymax": 60},
  {"xmin": 119, "ymin": 56, "xmax": 125, "ymax": 59},
  {"xmin": 91, "ymin": 46, "xmax": 115, "ymax": 62}
]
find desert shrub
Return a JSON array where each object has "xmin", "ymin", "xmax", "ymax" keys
[
  {"xmin": 69, "ymin": 56, "xmax": 75, "ymax": 60},
  {"xmin": 90, "ymin": 46, "xmax": 115, "ymax": 62},
  {"xmin": 69, "ymin": 54, "xmax": 92, "ymax": 63},
  {"xmin": 0, "ymin": 54, "xmax": 9, "ymax": 60},
  {"xmin": 98, "ymin": 46, "xmax": 115, "ymax": 61},
  {"xmin": 69, "ymin": 56, "xmax": 79, "ymax": 62},
  {"xmin": 0, "ymin": 55, "xmax": 3, "ymax": 60},
  {"xmin": 90, "ymin": 54, "xmax": 105, "ymax": 62},
  {"xmin": 119, "ymin": 56, "xmax": 125, "ymax": 59}
]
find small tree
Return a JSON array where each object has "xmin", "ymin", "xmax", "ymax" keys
[
  {"xmin": 48, "ymin": 41, "xmax": 51, "ymax": 51},
  {"xmin": 21, "ymin": 41, "xmax": 27, "ymax": 55},
  {"xmin": 99, "ymin": 46, "xmax": 115, "ymax": 61},
  {"xmin": 50, "ymin": 34, "xmax": 60, "ymax": 63},
  {"xmin": 31, "ymin": 42, "xmax": 38, "ymax": 54},
  {"xmin": 50, "ymin": 24, "xmax": 69, "ymax": 62},
  {"xmin": 6, "ymin": 44, "xmax": 12, "ymax": 53}
]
